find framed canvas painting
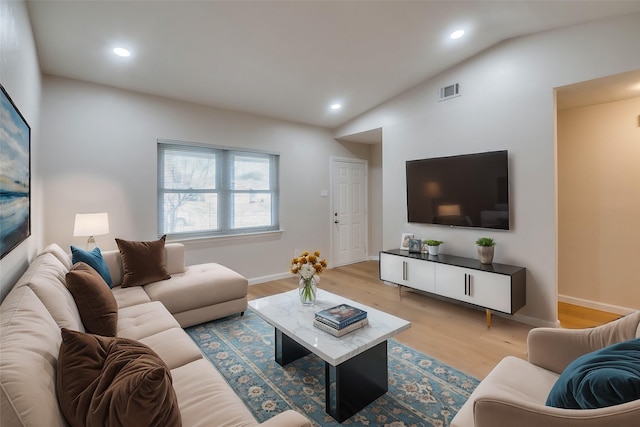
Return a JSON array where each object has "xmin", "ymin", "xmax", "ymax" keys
[{"xmin": 0, "ymin": 84, "xmax": 31, "ymax": 259}]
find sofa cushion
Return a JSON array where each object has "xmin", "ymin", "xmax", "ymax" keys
[
  {"xmin": 171, "ymin": 358, "xmax": 257, "ymax": 427},
  {"xmin": 138, "ymin": 327, "xmax": 203, "ymax": 369},
  {"xmin": 546, "ymin": 337, "xmax": 640, "ymax": 409},
  {"xmin": 57, "ymin": 328, "xmax": 181, "ymax": 427},
  {"xmin": 71, "ymin": 245, "xmax": 113, "ymax": 287},
  {"xmin": 144, "ymin": 263, "xmax": 248, "ymax": 315},
  {"xmin": 111, "ymin": 284, "xmax": 152, "ymax": 309},
  {"xmin": 65, "ymin": 262, "xmax": 118, "ymax": 336},
  {"xmin": 116, "ymin": 235, "xmax": 171, "ymax": 287},
  {"xmin": 117, "ymin": 301, "xmax": 181, "ymax": 341},
  {"xmin": 25, "ymin": 253, "xmax": 85, "ymax": 331},
  {"xmin": 41, "ymin": 243, "xmax": 73, "ymax": 270},
  {"xmin": 0, "ymin": 286, "xmax": 68, "ymax": 427}
]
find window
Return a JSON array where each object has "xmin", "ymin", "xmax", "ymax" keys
[{"xmin": 158, "ymin": 141, "xmax": 279, "ymax": 238}]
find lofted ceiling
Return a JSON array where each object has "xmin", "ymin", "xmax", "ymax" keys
[{"xmin": 26, "ymin": 1, "xmax": 640, "ymax": 129}]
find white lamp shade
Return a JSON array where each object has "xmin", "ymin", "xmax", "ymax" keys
[{"xmin": 73, "ymin": 213, "xmax": 109, "ymax": 237}]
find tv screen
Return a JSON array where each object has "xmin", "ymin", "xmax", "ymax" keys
[{"xmin": 406, "ymin": 150, "xmax": 509, "ymax": 230}]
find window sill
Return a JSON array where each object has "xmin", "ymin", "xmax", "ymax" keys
[{"xmin": 167, "ymin": 229, "xmax": 284, "ymax": 245}]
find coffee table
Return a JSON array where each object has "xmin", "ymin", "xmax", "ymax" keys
[{"xmin": 248, "ymin": 289, "xmax": 411, "ymax": 422}]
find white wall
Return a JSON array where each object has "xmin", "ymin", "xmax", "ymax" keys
[
  {"xmin": 558, "ymin": 97, "xmax": 640, "ymax": 311},
  {"xmin": 368, "ymin": 143, "xmax": 383, "ymax": 258},
  {"xmin": 335, "ymin": 13, "xmax": 640, "ymax": 326},
  {"xmin": 0, "ymin": 0, "xmax": 42, "ymax": 300},
  {"xmin": 40, "ymin": 76, "xmax": 370, "ymax": 281}
]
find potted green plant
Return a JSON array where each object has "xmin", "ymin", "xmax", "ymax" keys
[
  {"xmin": 423, "ymin": 240, "xmax": 444, "ymax": 256},
  {"xmin": 475, "ymin": 237, "xmax": 496, "ymax": 264}
]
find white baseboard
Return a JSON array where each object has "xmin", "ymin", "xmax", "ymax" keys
[
  {"xmin": 509, "ymin": 312, "xmax": 557, "ymax": 328},
  {"xmin": 248, "ymin": 272, "xmax": 292, "ymax": 286},
  {"xmin": 368, "ymin": 254, "xmax": 379, "ymax": 261},
  {"xmin": 557, "ymin": 294, "xmax": 635, "ymax": 316}
]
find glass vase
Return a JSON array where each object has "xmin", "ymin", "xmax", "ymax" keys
[{"xmin": 298, "ymin": 276, "xmax": 317, "ymax": 306}]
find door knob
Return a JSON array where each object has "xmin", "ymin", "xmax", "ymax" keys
[{"xmin": 334, "ymin": 220, "xmax": 339, "ymax": 224}]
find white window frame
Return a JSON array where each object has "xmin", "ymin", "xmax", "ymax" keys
[{"xmin": 157, "ymin": 140, "xmax": 279, "ymax": 239}]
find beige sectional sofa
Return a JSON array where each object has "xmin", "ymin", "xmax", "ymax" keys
[{"xmin": 0, "ymin": 242, "xmax": 310, "ymax": 427}]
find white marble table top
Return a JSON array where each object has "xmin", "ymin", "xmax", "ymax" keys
[{"xmin": 248, "ymin": 289, "xmax": 412, "ymax": 366}]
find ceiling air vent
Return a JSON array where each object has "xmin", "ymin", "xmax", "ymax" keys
[{"xmin": 439, "ymin": 83, "xmax": 460, "ymax": 101}]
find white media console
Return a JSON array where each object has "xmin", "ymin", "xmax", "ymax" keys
[{"xmin": 379, "ymin": 249, "xmax": 526, "ymax": 327}]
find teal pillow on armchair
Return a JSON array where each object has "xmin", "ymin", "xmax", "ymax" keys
[{"xmin": 546, "ymin": 337, "xmax": 640, "ymax": 409}]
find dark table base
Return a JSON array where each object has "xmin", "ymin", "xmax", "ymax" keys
[{"xmin": 275, "ymin": 329, "xmax": 388, "ymax": 423}]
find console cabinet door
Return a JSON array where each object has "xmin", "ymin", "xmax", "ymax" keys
[
  {"xmin": 435, "ymin": 264, "xmax": 512, "ymax": 313},
  {"xmin": 379, "ymin": 253, "xmax": 435, "ymax": 293},
  {"xmin": 434, "ymin": 264, "xmax": 469, "ymax": 302}
]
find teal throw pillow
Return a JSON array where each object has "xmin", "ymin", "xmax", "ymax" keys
[
  {"xmin": 546, "ymin": 337, "xmax": 640, "ymax": 409},
  {"xmin": 70, "ymin": 246, "xmax": 113, "ymax": 287}
]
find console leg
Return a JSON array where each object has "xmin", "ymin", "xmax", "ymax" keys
[{"xmin": 486, "ymin": 309, "xmax": 492, "ymax": 328}]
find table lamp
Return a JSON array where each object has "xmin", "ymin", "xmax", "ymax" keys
[{"xmin": 73, "ymin": 213, "xmax": 109, "ymax": 249}]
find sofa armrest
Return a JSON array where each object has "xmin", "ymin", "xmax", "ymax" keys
[
  {"xmin": 259, "ymin": 410, "xmax": 311, "ymax": 427},
  {"xmin": 474, "ymin": 395, "xmax": 640, "ymax": 427},
  {"xmin": 164, "ymin": 243, "xmax": 186, "ymax": 275},
  {"xmin": 527, "ymin": 311, "xmax": 640, "ymax": 374}
]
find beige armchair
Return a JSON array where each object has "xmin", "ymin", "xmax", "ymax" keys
[{"xmin": 451, "ymin": 311, "xmax": 640, "ymax": 427}]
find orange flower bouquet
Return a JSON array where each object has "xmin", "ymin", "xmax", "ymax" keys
[{"xmin": 290, "ymin": 250, "xmax": 327, "ymax": 305}]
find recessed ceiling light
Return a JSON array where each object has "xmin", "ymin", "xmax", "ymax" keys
[
  {"xmin": 330, "ymin": 103, "xmax": 342, "ymax": 110},
  {"xmin": 450, "ymin": 29, "xmax": 465, "ymax": 40},
  {"xmin": 113, "ymin": 47, "xmax": 131, "ymax": 57}
]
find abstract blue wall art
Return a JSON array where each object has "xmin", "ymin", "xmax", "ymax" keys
[{"xmin": 0, "ymin": 84, "xmax": 31, "ymax": 259}]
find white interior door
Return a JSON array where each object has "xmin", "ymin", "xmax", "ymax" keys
[{"xmin": 332, "ymin": 159, "xmax": 367, "ymax": 266}]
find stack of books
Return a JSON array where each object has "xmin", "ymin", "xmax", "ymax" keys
[{"xmin": 313, "ymin": 304, "xmax": 368, "ymax": 337}]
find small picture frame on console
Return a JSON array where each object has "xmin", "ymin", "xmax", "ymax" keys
[
  {"xmin": 408, "ymin": 238, "xmax": 423, "ymax": 253},
  {"xmin": 400, "ymin": 233, "xmax": 414, "ymax": 250}
]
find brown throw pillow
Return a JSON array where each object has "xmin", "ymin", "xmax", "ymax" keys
[
  {"xmin": 115, "ymin": 235, "xmax": 171, "ymax": 287},
  {"xmin": 57, "ymin": 328, "xmax": 181, "ymax": 427},
  {"xmin": 65, "ymin": 262, "xmax": 118, "ymax": 336}
]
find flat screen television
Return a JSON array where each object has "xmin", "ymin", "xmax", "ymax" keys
[{"xmin": 406, "ymin": 150, "xmax": 510, "ymax": 230}]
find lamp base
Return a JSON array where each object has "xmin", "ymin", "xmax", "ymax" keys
[{"xmin": 86, "ymin": 236, "xmax": 96, "ymax": 250}]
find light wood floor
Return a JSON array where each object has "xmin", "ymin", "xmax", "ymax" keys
[
  {"xmin": 558, "ymin": 301, "xmax": 621, "ymax": 329},
  {"xmin": 248, "ymin": 261, "xmax": 621, "ymax": 380}
]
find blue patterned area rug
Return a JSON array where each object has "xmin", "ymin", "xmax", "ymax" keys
[{"xmin": 185, "ymin": 310, "xmax": 478, "ymax": 427}]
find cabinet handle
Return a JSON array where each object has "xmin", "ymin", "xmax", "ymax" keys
[
  {"xmin": 464, "ymin": 274, "xmax": 467, "ymax": 295},
  {"xmin": 402, "ymin": 261, "xmax": 407, "ymax": 281},
  {"xmin": 467, "ymin": 274, "xmax": 472, "ymax": 296}
]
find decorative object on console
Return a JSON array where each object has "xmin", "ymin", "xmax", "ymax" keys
[
  {"xmin": 476, "ymin": 237, "xmax": 496, "ymax": 264},
  {"xmin": 290, "ymin": 250, "xmax": 327, "ymax": 306},
  {"xmin": 0, "ymin": 84, "xmax": 31, "ymax": 260},
  {"xmin": 400, "ymin": 233, "xmax": 414, "ymax": 250},
  {"xmin": 423, "ymin": 239, "xmax": 444, "ymax": 256},
  {"xmin": 408, "ymin": 238, "xmax": 423, "ymax": 253},
  {"xmin": 73, "ymin": 212, "xmax": 109, "ymax": 249}
]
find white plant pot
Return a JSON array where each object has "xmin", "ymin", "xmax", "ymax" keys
[{"xmin": 427, "ymin": 245, "xmax": 440, "ymax": 256}]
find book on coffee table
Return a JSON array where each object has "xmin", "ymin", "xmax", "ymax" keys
[
  {"xmin": 315, "ymin": 304, "xmax": 367, "ymax": 329},
  {"xmin": 313, "ymin": 318, "xmax": 369, "ymax": 337}
]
